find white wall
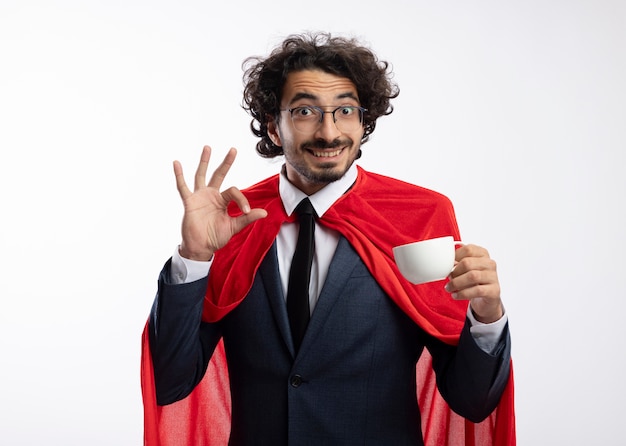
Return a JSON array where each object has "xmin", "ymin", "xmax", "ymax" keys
[{"xmin": 1, "ymin": 0, "xmax": 624, "ymax": 444}]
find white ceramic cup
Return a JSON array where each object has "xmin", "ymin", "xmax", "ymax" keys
[{"xmin": 392, "ymin": 236, "xmax": 463, "ymax": 285}]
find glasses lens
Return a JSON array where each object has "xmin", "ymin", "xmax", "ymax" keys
[
  {"xmin": 334, "ymin": 107, "xmax": 363, "ymax": 131},
  {"xmin": 290, "ymin": 107, "xmax": 320, "ymax": 132}
]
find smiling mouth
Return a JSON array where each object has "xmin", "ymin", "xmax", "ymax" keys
[{"xmin": 311, "ymin": 148, "xmax": 343, "ymax": 158}]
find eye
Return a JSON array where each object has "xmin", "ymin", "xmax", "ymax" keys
[
  {"xmin": 338, "ymin": 106, "xmax": 356, "ymax": 117},
  {"xmin": 293, "ymin": 106, "xmax": 317, "ymax": 118}
]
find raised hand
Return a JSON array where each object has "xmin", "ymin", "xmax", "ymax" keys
[
  {"xmin": 445, "ymin": 244, "xmax": 504, "ymax": 324},
  {"xmin": 174, "ymin": 145, "xmax": 268, "ymax": 261}
]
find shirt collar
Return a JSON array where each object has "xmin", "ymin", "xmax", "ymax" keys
[{"xmin": 279, "ymin": 163, "xmax": 358, "ymax": 218}]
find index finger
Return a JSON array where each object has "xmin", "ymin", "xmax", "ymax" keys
[{"xmin": 454, "ymin": 244, "xmax": 490, "ymax": 261}]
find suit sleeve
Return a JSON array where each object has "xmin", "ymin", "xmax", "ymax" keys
[
  {"xmin": 148, "ymin": 258, "xmax": 222, "ymax": 405},
  {"xmin": 424, "ymin": 317, "xmax": 511, "ymax": 423}
]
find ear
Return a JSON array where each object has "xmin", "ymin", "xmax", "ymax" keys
[{"xmin": 267, "ymin": 118, "xmax": 282, "ymax": 147}]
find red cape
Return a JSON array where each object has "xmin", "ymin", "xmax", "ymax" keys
[{"xmin": 141, "ymin": 166, "xmax": 515, "ymax": 445}]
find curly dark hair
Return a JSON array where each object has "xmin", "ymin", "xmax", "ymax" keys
[{"xmin": 242, "ymin": 32, "xmax": 400, "ymax": 158}]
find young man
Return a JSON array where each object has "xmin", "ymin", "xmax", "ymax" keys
[{"xmin": 142, "ymin": 32, "xmax": 515, "ymax": 445}]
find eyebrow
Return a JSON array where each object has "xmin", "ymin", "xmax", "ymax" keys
[{"xmin": 289, "ymin": 91, "xmax": 360, "ymax": 105}]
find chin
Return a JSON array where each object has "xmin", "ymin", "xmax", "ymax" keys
[{"xmin": 309, "ymin": 164, "xmax": 348, "ymax": 184}]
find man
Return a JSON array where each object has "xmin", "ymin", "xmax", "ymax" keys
[{"xmin": 141, "ymin": 32, "xmax": 515, "ymax": 445}]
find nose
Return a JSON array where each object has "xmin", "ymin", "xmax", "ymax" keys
[{"xmin": 314, "ymin": 111, "xmax": 342, "ymax": 140}]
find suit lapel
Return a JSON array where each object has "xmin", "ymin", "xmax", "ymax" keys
[
  {"xmin": 259, "ymin": 238, "xmax": 362, "ymax": 360},
  {"xmin": 258, "ymin": 243, "xmax": 296, "ymax": 356},
  {"xmin": 298, "ymin": 237, "xmax": 360, "ymax": 357}
]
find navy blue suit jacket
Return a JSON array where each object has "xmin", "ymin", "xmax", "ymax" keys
[{"xmin": 149, "ymin": 238, "xmax": 510, "ymax": 445}]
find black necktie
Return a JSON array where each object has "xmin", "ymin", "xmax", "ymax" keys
[{"xmin": 287, "ymin": 198, "xmax": 316, "ymax": 352}]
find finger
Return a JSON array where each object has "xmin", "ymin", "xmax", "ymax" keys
[
  {"xmin": 450, "ymin": 284, "xmax": 489, "ymax": 301},
  {"xmin": 207, "ymin": 147, "xmax": 237, "ymax": 190},
  {"xmin": 194, "ymin": 145, "xmax": 212, "ymax": 191},
  {"xmin": 449, "ymin": 267, "xmax": 498, "ymax": 293},
  {"xmin": 231, "ymin": 208, "xmax": 269, "ymax": 234},
  {"xmin": 220, "ymin": 186, "xmax": 268, "ymax": 233},
  {"xmin": 451, "ymin": 278, "xmax": 501, "ymax": 304},
  {"xmin": 451, "ymin": 255, "xmax": 496, "ymax": 279},
  {"xmin": 452, "ymin": 283, "xmax": 500, "ymax": 301},
  {"xmin": 173, "ymin": 160, "xmax": 192, "ymax": 200},
  {"xmin": 454, "ymin": 244, "xmax": 490, "ymax": 262},
  {"xmin": 221, "ymin": 186, "xmax": 253, "ymax": 214}
]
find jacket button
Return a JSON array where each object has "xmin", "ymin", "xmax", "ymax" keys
[{"xmin": 290, "ymin": 375, "xmax": 303, "ymax": 388}]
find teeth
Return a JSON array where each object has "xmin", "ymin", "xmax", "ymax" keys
[{"xmin": 313, "ymin": 149, "xmax": 342, "ymax": 157}]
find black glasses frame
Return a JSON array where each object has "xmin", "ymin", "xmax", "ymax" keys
[{"xmin": 281, "ymin": 105, "xmax": 367, "ymax": 131}]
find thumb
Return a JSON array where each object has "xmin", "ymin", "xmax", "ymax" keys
[{"xmin": 231, "ymin": 208, "xmax": 268, "ymax": 234}]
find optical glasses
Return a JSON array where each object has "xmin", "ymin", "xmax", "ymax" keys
[{"xmin": 281, "ymin": 105, "xmax": 367, "ymax": 133}]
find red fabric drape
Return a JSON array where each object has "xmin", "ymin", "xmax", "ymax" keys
[{"xmin": 141, "ymin": 167, "xmax": 515, "ymax": 445}]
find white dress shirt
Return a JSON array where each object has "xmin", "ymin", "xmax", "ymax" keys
[{"xmin": 170, "ymin": 164, "xmax": 507, "ymax": 353}]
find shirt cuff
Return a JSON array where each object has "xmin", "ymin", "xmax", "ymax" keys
[
  {"xmin": 467, "ymin": 306, "xmax": 508, "ymax": 354},
  {"xmin": 170, "ymin": 245, "xmax": 212, "ymax": 284}
]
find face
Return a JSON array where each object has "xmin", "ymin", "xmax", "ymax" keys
[{"xmin": 268, "ymin": 70, "xmax": 365, "ymax": 195}]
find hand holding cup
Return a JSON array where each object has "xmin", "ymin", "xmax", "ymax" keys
[{"xmin": 393, "ymin": 236, "xmax": 503, "ymax": 324}]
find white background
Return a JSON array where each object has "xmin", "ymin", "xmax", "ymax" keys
[{"xmin": 1, "ymin": 0, "xmax": 625, "ymax": 444}]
